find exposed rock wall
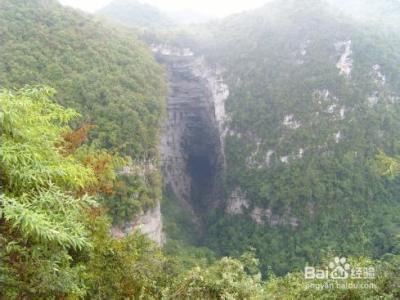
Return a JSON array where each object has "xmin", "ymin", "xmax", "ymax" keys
[
  {"xmin": 131, "ymin": 202, "xmax": 165, "ymax": 245},
  {"xmin": 226, "ymin": 187, "xmax": 299, "ymax": 228},
  {"xmin": 111, "ymin": 202, "xmax": 165, "ymax": 245},
  {"xmin": 112, "ymin": 164, "xmax": 165, "ymax": 245},
  {"xmin": 110, "ymin": 44, "xmax": 230, "ymax": 243},
  {"xmin": 335, "ymin": 40, "xmax": 353, "ymax": 77},
  {"xmin": 154, "ymin": 45, "xmax": 228, "ymax": 225}
]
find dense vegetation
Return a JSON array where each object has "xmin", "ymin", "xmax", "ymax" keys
[
  {"xmin": 1, "ymin": 0, "xmax": 400, "ymax": 298},
  {"xmin": 143, "ymin": 0, "xmax": 400, "ymax": 277},
  {"xmin": 0, "ymin": 87, "xmax": 265, "ymax": 299},
  {"xmin": 198, "ymin": 0, "xmax": 400, "ymax": 275},
  {"xmin": 0, "ymin": 0, "xmax": 166, "ymax": 222},
  {"xmin": 0, "ymin": 88, "xmax": 398, "ymax": 299}
]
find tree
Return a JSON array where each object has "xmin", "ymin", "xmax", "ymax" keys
[
  {"xmin": 165, "ymin": 252, "xmax": 264, "ymax": 299},
  {"xmin": 0, "ymin": 86, "xmax": 97, "ymax": 298}
]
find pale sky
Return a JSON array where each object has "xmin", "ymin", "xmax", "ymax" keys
[{"xmin": 59, "ymin": 0, "xmax": 269, "ymax": 17}]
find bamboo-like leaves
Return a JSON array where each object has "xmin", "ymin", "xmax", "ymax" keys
[
  {"xmin": 0, "ymin": 87, "xmax": 97, "ymax": 251},
  {"xmin": 0, "ymin": 86, "xmax": 96, "ymax": 192},
  {"xmin": 0, "ymin": 190, "xmax": 92, "ymax": 250}
]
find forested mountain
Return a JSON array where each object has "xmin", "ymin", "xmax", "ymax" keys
[
  {"xmin": 204, "ymin": 0, "xmax": 400, "ymax": 274},
  {"xmin": 0, "ymin": 0, "xmax": 165, "ymax": 159},
  {"xmin": 98, "ymin": 0, "xmax": 175, "ymax": 28},
  {"xmin": 145, "ymin": 0, "xmax": 400, "ymax": 276},
  {"xmin": 2, "ymin": 0, "xmax": 400, "ymax": 298},
  {"xmin": 0, "ymin": 1, "xmax": 265, "ymax": 298},
  {"xmin": 0, "ymin": 0, "xmax": 166, "ymax": 222}
]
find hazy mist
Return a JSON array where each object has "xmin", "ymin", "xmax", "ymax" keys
[{"xmin": 59, "ymin": 0, "xmax": 269, "ymax": 17}]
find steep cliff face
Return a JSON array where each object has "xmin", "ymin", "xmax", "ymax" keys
[
  {"xmin": 154, "ymin": 45, "xmax": 228, "ymax": 230},
  {"xmin": 110, "ymin": 45, "xmax": 229, "ymax": 244}
]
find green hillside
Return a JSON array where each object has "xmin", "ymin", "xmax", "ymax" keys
[
  {"xmin": 160, "ymin": 0, "xmax": 400, "ymax": 275},
  {"xmin": 0, "ymin": 0, "xmax": 167, "ymax": 221},
  {"xmin": 0, "ymin": 0, "xmax": 166, "ymax": 159},
  {"xmin": 2, "ymin": 0, "xmax": 400, "ymax": 298}
]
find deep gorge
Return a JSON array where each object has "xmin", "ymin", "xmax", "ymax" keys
[{"xmin": 154, "ymin": 45, "xmax": 228, "ymax": 232}]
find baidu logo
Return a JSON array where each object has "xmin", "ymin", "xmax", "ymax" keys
[{"xmin": 305, "ymin": 257, "xmax": 375, "ymax": 280}]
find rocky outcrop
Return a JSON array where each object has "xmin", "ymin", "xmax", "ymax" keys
[
  {"xmin": 372, "ymin": 64, "xmax": 386, "ymax": 85},
  {"xmin": 335, "ymin": 40, "xmax": 353, "ymax": 77},
  {"xmin": 132, "ymin": 202, "xmax": 165, "ymax": 244},
  {"xmin": 111, "ymin": 202, "xmax": 165, "ymax": 245},
  {"xmin": 283, "ymin": 114, "xmax": 301, "ymax": 129},
  {"xmin": 250, "ymin": 207, "xmax": 299, "ymax": 228},
  {"xmin": 111, "ymin": 202, "xmax": 165, "ymax": 246},
  {"xmin": 112, "ymin": 164, "xmax": 165, "ymax": 245},
  {"xmin": 226, "ymin": 187, "xmax": 299, "ymax": 228},
  {"xmin": 226, "ymin": 187, "xmax": 250, "ymax": 214}
]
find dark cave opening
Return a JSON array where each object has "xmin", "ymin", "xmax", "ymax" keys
[
  {"xmin": 187, "ymin": 152, "xmax": 217, "ymax": 214},
  {"xmin": 157, "ymin": 51, "xmax": 224, "ymax": 232},
  {"xmin": 183, "ymin": 104, "xmax": 222, "ymax": 218}
]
